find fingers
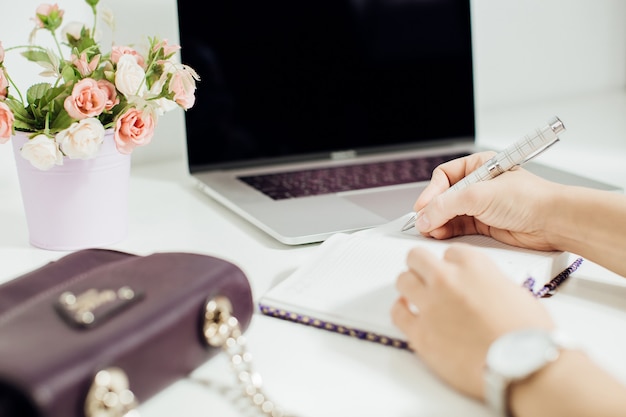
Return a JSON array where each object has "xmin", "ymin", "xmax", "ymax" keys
[
  {"xmin": 410, "ymin": 152, "xmax": 497, "ymax": 236},
  {"xmin": 392, "ymin": 245, "xmax": 461, "ymax": 354},
  {"xmin": 442, "ymin": 242, "xmax": 479, "ymax": 265},
  {"xmin": 414, "ymin": 194, "xmax": 476, "ymax": 238},
  {"xmin": 413, "ymin": 151, "xmax": 495, "ymax": 213},
  {"xmin": 390, "ymin": 297, "xmax": 419, "ymax": 343},
  {"xmin": 392, "ymin": 266, "xmax": 427, "ymax": 350},
  {"xmin": 397, "ymin": 246, "xmax": 450, "ymax": 306},
  {"xmin": 398, "ymin": 244, "xmax": 476, "ymax": 300},
  {"xmin": 396, "ymin": 269, "xmax": 426, "ymax": 306},
  {"xmin": 393, "ymin": 248, "xmax": 436, "ymax": 337},
  {"xmin": 404, "ymin": 246, "xmax": 447, "ymax": 288},
  {"xmin": 413, "ymin": 167, "xmax": 452, "ymax": 212},
  {"xmin": 392, "ymin": 243, "xmax": 554, "ymax": 399}
]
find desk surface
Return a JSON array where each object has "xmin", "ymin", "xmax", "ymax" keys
[{"xmin": 2, "ymin": 91, "xmax": 626, "ymax": 417}]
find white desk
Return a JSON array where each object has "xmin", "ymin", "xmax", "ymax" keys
[{"xmin": 2, "ymin": 91, "xmax": 626, "ymax": 417}]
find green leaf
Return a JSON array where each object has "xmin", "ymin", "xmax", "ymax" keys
[
  {"xmin": 61, "ymin": 64, "xmax": 78, "ymax": 84},
  {"xmin": 21, "ymin": 50, "xmax": 51, "ymax": 65},
  {"xmin": 4, "ymin": 98, "xmax": 39, "ymax": 131},
  {"xmin": 26, "ymin": 83, "xmax": 53, "ymax": 104},
  {"xmin": 73, "ymin": 34, "xmax": 98, "ymax": 54},
  {"xmin": 40, "ymin": 84, "xmax": 69, "ymax": 108},
  {"xmin": 50, "ymin": 109, "xmax": 74, "ymax": 131},
  {"xmin": 12, "ymin": 113, "xmax": 39, "ymax": 131},
  {"xmin": 12, "ymin": 119, "xmax": 36, "ymax": 131},
  {"xmin": 24, "ymin": 84, "xmax": 48, "ymax": 124},
  {"xmin": 12, "ymin": 82, "xmax": 77, "ymax": 132},
  {"xmin": 5, "ymin": 98, "xmax": 31, "ymax": 120}
]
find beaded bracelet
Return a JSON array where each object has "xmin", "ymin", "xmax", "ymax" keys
[{"xmin": 522, "ymin": 257, "xmax": 584, "ymax": 298}]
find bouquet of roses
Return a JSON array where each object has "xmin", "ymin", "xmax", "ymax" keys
[{"xmin": 0, "ymin": 0, "xmax": 199, "ymax": 170}]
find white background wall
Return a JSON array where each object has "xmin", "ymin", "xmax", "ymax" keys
[
  {"xmin": 471, "ymin": 0, "xmax": 626, "ymax": 109},
  {"xmin": 3, "ymin": 0, "xmax": 626, "ymax": 165}
]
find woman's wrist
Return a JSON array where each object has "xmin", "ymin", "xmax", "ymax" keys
[
  {"xmin": 509, "ymin": 349, "xmax": 626, "ymax": 417},
  {"xmin": 543, "ymin": 184, "xmax": 626, "ymax": 277},
  {"xmin": 507, "ymin": 349, "xmax": 580, "ymax": 417},
  {"xmin": 542, "ymin": 183, "xmax": 582, "ymax": 253}
]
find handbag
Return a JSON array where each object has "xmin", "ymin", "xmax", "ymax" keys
[{"xmin": 0, "ymin": 248, "xmax": 268, "ymax": 417}]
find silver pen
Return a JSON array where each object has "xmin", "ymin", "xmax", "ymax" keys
[{"xmin": 401, "ymin": 116, "xmax": 566, "ymax": 232}]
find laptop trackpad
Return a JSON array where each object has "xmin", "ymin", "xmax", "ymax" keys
[{"xmin": 341, "ymin": 185, "xmax": 427, "ymax": 221}]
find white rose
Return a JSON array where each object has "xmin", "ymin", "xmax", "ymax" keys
[
  {"xmin": 56, "ymin": 118, "xmax": 105, "ymax": 159},
  {"xmin": 115, "ymin": 54, "xmax": 147, "ymax": 97},
  {"xmin": 20, "ymin": 134, "xmax": 64, "ymax": 170}
]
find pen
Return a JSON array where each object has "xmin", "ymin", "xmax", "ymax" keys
[{"xmin": 401, "ymin": 116, "xmax": 566, "ymax": 232}]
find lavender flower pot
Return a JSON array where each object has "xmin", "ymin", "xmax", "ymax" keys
[{"xmin": 11, "ymin": 130, "xmax": 131, "ymax": 251}]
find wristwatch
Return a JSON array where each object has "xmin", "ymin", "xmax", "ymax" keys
[{"xmin": 484, "ymin": 328, "xmax": 569, "ymax": 417}]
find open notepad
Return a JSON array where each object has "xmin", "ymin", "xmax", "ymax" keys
[{"xmin": 258, "ymin": 213, "xmax": 573, "ymax": 349}]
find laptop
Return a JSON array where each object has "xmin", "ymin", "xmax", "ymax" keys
[{"xmin": 176, "ymin": 0, "xmax": 618, "ymax": 245}]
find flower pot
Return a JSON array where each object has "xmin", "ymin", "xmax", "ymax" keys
[{"xmin": 11, "ymin": 130, "xmax": 131, "ymax": 251}]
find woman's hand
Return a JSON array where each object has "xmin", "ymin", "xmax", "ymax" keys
[
  {"xmin": 391, "ymin": 243, "xmax": 554, "ymax": 399},
  {"xmin": 411, "ymin": 152, "xmax": 562, "ymax": 251}
]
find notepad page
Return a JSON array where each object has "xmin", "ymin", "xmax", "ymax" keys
[{"xmin": 261, "ymin": 214, "xmax": 570, "ymax": 341}]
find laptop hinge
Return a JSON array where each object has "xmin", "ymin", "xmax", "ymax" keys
[{"xmin": 330, "ymin": 150, "xmax": 357, "ymax": 160}]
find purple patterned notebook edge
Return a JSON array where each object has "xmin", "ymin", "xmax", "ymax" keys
[{"xmin": 258, "ymin": 304, "xmax": 408, "ymax": 350}]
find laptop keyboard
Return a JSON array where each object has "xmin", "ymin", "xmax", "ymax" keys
[{"xmin": 238, "ymin": 152, "xmax": 469, "ymax": 200}]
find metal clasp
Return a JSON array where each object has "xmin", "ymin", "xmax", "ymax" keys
[
  {"xmin": 56, "ymin": 286, "xmax": 141, "ymax": 328},
  {"xmin": 85, "ymin": 367, "xmax": 139, "ymax": 417},
  {"xmin": 203, "ymin": 296, "xmax": 240, "ymax": 347}
]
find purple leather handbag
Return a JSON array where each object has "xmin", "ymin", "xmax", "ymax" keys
[{"xmin": 0, "ymin": 249, "xmax": 254, "ymax": 417}]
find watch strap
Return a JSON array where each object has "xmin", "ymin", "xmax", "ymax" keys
[
  {"xmin": 484, "ymin": 367, "xmax": 511, "ymax": 417},
  {"xmin": 484, "ymin": 329, "xmax": 575, "ymax": 417}
]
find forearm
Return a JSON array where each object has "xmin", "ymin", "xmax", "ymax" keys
[
  {"xmin": 548, "ymin": 186, "xmax": 626, "ymax": 277},
  {"xmin": 510, "ymin": 350, "xmax": 626, "ymax": 417}
]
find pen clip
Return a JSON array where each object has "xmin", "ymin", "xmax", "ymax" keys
[{"xmin": 522, "ymin": 137, "xmax": 560, "ymax": 164}]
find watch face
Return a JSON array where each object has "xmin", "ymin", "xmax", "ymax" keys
[{"xmin": 487, "ymin": 329, "xmax": 560, "ymax": 380}]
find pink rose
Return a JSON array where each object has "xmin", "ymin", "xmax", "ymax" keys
[
  {"xmin": 97, "ymin": 79, "xmax": 120, "ymax": 111},
  {"xmin": 153, "ymin": 39, "xmax": 180, "ymax": 59},
  {"xmin": 114, "ymin": 108, "xmax": 155, "ymax": 154},
  {"xmin": 71, "ymin": 52, "xmax": 100, "ymax": 77},
  {"xmin": 63, "ymin": 78, "xmax": 107, "ymax": 119},
  {"xmin": 111, "ymin": 45, "xmax": 145, "ymax": 68},
  {"xmin": 0, "ymin": 41, "xmax": 4, "ymax": 63},
  {"xmin": 34, "ymin": 4, "xmax": 64, "ymax": 30},
  {"xmin": 0, "ymin": 69, "xmax": 8, "ymax": 100},
  {"xmin": 0, "ymin": 102, "xmax": 14, "ymax": 143},
  {"xmin": 168, "ymin": 65, "xmax": 199, "ymax": 110}
]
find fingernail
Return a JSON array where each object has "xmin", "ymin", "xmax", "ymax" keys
[{"xmin": 416, "ymin": 211, "xmax": 430, "ymax": 231}]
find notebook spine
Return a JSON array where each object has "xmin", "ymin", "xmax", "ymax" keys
[{"xmin": 258, "ymin": 304, "xmax": 409, "ymax": 350}]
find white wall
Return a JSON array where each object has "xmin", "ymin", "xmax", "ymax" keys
[
  {"xmin": 471, "ymin": 0, "xmax": 626, "ymax": 110},
  {"xmin": 3, "ymin": 0, "xmax": 626, "ymax": 165}
]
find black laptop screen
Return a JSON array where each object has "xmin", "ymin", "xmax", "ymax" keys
[{"xmin": 177, "ymin": 0, "xmax": 475, "ymax": 171}]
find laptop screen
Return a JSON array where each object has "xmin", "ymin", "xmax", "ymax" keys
[{"xmin": 177, "ymin": 0, "xmax": 475, "ymax": 172}]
